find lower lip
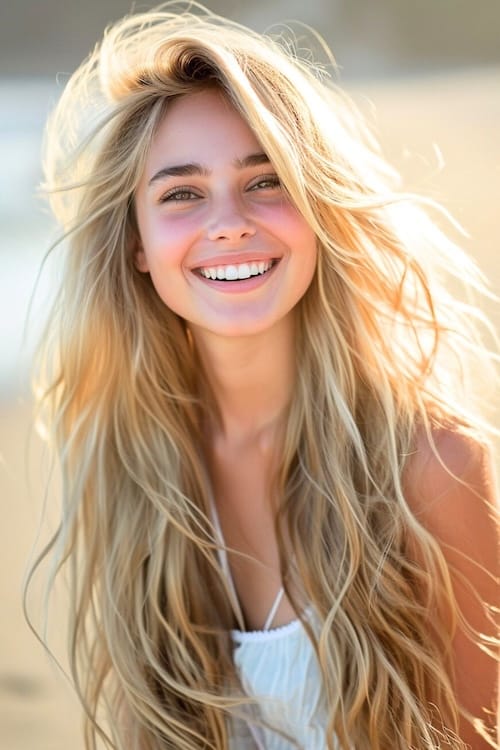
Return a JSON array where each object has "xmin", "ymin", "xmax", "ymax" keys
[{"xmin": 194, "ymin": 261, "xmax": 280, "ymax": 293}]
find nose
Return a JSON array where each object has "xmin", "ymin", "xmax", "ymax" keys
[{"xmin": 206, "ymin": 195, "xmax": 256, "ymax": 242}]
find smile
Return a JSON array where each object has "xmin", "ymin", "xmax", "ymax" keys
[{"xmin": 196, "ymin": 260, "xmax": 277, "ymax": 281}]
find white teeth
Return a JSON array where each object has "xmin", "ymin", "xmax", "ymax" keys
[
  {"xmin": 199, "ymin": 260, "xmax": 274, "ymax": 281},
  {"xmin": 237, "ymin": 263, "xmax": 251, "ymax": 279},
  {"xmin": 225, "ymin": 265, "xmax": 238, "ymax": 281}
]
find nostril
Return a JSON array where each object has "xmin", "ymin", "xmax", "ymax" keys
[
  {"xmin": 205, "ymin": 207, "xmax": 257, "ymax": 242},
  {"xmin": 208, "ymin": 225, "xmax": 257, "ymax": 242}
]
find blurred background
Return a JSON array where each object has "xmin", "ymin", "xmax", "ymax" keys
[{"xmin": 1, "ymin": 1, "xmax": 499, "ymax": 748}]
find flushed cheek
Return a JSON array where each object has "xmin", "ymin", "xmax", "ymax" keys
[
  {"xmin": 258, "ymin": 201, "xmax": 315, "ymax": 242},
  {"xmin": 142, "ymin": 219, "xmax": 198, "ymax": 270}
]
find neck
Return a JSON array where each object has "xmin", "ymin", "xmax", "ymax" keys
[{"xmin": 190, "ymin": 314, "xmax": 295, "ymax": 446}]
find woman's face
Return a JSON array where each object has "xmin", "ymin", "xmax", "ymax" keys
[{"xmin": 134, "ymin": 88, "xmax": 317, "ymax": 339}]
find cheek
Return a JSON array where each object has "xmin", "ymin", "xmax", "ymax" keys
[
  {"xmin": 262, "ymin": 202, "xmax": 316, "ymax": 246},
  {"xmin": 283, "ymin": 210, "xmax": 318, "ymax": 272},
  {"xmin": 139, "ymin": 215, "xmax": 196, "ymax": 272},
  {"xmin": 288, "ymin": 215, "xmax": 318, "ymax": 286}
]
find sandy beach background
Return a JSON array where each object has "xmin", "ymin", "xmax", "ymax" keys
[{"xmin": 1, "ymin": 54, "xmax": 499, "ymax": 750}]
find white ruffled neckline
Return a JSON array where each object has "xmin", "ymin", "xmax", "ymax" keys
[{"xmin": 231, "ymin": 606, "xmax": 314, "ymax": 643}]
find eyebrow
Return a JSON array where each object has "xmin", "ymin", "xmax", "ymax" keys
[{"xmin": 148, "ymin": 152, "xmax": 271, "ymax": 186}]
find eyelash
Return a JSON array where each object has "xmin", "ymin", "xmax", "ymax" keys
[
  {"xmin": 249, "ymin": 175, "xmax": 281, "ymax": 191},
  {"xmin": 160, "ymin": 188, "xmax": 199, "ymax": 203},
  {"xmin": 159, "ymin": 175, "xmax": 281, "ymax": 203}
]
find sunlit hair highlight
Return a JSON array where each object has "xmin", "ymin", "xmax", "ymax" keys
[{"xmin": 28, "ymin": 3, "xmax": 498, "ymax": 749}]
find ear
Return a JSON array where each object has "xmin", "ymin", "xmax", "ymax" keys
[
  {"xmin": 128, "ymin": 219, "xmax": 149, "ymax": 272},
  {"xmin": 134, "ymin": 245, "xmax": 150, "ymax": 273}
]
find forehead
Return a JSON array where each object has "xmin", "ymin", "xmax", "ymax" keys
[{"xmin": 144, "ymin": 88, "xmax": 262, "ymax": 174}]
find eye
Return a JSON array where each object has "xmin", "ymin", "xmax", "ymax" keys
[
  {"xmin": 248, "ymin": 175, "xmax": 281, "ymax": 191},
  {"xmin": 159, "ymin": 187, "xmax": 200, "ymax": 203}
]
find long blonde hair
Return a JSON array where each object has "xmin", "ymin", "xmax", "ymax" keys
[{"xmin": 29, "ymin": 3, "xmax": 497, "ymax": 749}]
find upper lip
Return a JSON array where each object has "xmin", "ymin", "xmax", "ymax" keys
[{"xmin": 191, "ymin": 252, "xmax": 281, "ymax": 270}]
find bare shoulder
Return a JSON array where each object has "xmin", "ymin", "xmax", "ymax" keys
[
  {"xmin": 403, "ymin": 423, "xmax": 498, "ymax": 543},
  {"xmin": 403, "ymin": 425, "xmax": 499, "ymax": 747},
  {"xmin": 402, "ymin": 423, "xmax": 498, "ymax": 614}
]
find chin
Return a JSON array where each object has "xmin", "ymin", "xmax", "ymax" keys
[{"xmin": 195, "ymin": 315, "xmax": 282, "ymax": 340}]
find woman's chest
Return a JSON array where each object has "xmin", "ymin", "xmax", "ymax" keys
[{"xmin": 208, "ymin": 440, "xmax": 296, "ymax": 630}]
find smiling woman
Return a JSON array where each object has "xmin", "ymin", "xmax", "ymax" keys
[
  {"xmin": 134, "ymin": 88, "xmax": 317, "ymax": 337},
  {"xmin": 28, "ymin": 3, "xmax": 498, "ymax": 750}
]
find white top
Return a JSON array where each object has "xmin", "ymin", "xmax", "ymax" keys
[
  {"xmin": 229, "ymin": 612, "xmax": 330, "ymax": 749},
  {"xmin": 210, "ymin": 499, "xmax": 333, "ymax": 749}
]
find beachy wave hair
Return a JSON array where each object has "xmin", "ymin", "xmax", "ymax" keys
[{"xmin": 27, "ymin": 2, "xmax": 498, "ymax": 749}]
